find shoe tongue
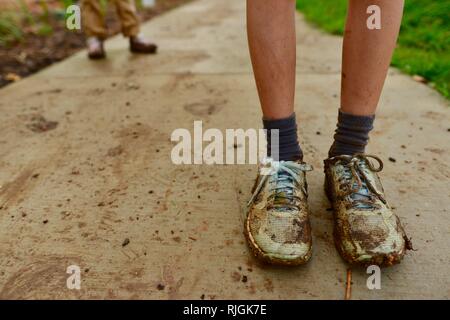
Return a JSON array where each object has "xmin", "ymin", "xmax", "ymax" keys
[
  {"xmin": 349, "ymin": 179, "xmax": 376, "ymax": 209},
  {"xmin": 351, "ymin": 181, "xmax": 370, "ymax": 198},
  {"xmin": 271, "ymin": 171, "xmax": 296, "ymax": 208}
]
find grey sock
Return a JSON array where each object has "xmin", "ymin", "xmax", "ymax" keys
[
  {"xmin": 263, "ymin": 113, "xmax": 303, "ymax": 161},
  {"xmin": 328, "ymin": 110, "xmax": 375, "ymax": 158}
]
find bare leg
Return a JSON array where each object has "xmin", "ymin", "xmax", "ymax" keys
[
  {"xmin": 341, "ymin": 0, "xmax": 404, "ymax": 115},
  {"xmin": 247, "ymin": 0, "xmax": 297, "ymax": 120},
  {"xmin": 325, "ymin": 1, "xmax": 408, "ymax": 268}
]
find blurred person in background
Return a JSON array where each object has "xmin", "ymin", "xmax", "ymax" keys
[{"xmin": 81, "ymin": 0, "xmax": 157, "ymax": 59}]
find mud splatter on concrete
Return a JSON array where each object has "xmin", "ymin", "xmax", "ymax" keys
[
  {"xmin": 122, "ymin": 238, "xmax": 130, "ymax": 247},
  {"xmin": 107, "ymin": 145, "xmax": 124, "ymax": 157},
  {"xmin": 26, "ymin": 115, "xmax": 58, "ymax": 133},
  {"xmin": 183, "ymin": 100, "xmax": 226, "ymax": 116},
  {"xmin": 231, "ymin": 271, "xmax": 241, "ymax": 282}
]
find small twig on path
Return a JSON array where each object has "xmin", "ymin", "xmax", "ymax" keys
[{"xmin": 345, "ymin": 268, "xmax": 352, "ymax": 300}]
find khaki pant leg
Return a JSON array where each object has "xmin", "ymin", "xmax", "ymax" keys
[
  {"xmin": 113, "ymin": 0, "xmax": 141, "ymax": 37},
  {"xmin": 80, "ymin": 0, "xmax": 108, "ymax": 39}
]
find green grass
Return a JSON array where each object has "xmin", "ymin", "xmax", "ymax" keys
[{"xmin": 296, "ymin": 0, "xmax": 450, "ymax": 99}]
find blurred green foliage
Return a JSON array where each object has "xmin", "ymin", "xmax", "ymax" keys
[
  {"xmin": 0, "ymin": 13, "xmax": 23, "ymax": 46},
  {"xmin": 0, "ymin": 0, "xmax": 79, "ymax": 46}
]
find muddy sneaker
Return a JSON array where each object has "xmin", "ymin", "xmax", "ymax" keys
[
  {"xmin": 324, "ymin": 154, "xmax": 411, "ymax": 267},
  {"xmin": 245, "ymin": 158, "xmax": 313, "ymax": 265}
]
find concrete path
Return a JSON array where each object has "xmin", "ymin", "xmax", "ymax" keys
[{"xmin": 0, "ymin": 0, "xmax": 448, "ymax": 299}]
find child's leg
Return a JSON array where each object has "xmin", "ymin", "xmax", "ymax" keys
[
  {"xmin": 80, "ymin": 0, "xmax": 108, "ymax": 39},
  {"xmin": 113, "ymin": 0, "xmax": 157, "ymax": 54},
  {"xmin": 329, "ymin": 0, "xmax": 404, "ymax": 157},
  {"xmin": 247, "ymin": 0, "xmax": 302, "ymax": 161},
  {"xmin": 113, "ymin": 0, "xmax": 140, "ymax": 37}
]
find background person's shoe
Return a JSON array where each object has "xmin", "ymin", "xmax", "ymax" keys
[
  {"xmin": 129, "ymin": 34, "xmax": 158, "ymax": 54},
  {"xmin": 324, "ymin": 154, "xmax": 412, "ymax": 267},
  {"xmin": 87, "ymin": 37, "xmax": 106, "ymax": 60},
  {"xmin": 245, "ymin": 158, "xmax": 313, "ymax": 266}
]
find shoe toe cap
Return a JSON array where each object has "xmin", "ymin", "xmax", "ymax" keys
[
  {"xmin": 252, "ymin": 230, "xmax": 311, "ymax": 262},
  {"xmin": 338, "ymin": 219, "xmax": 406, "ymax": 266}
]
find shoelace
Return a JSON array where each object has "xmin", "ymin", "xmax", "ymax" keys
[
  {"xmin": 333, "ymin": 154, "xmax": 386, "ymax": 209},
  {"xmin": 247, "ymin": 158, "xmax": 313, "ymax": 209}
]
